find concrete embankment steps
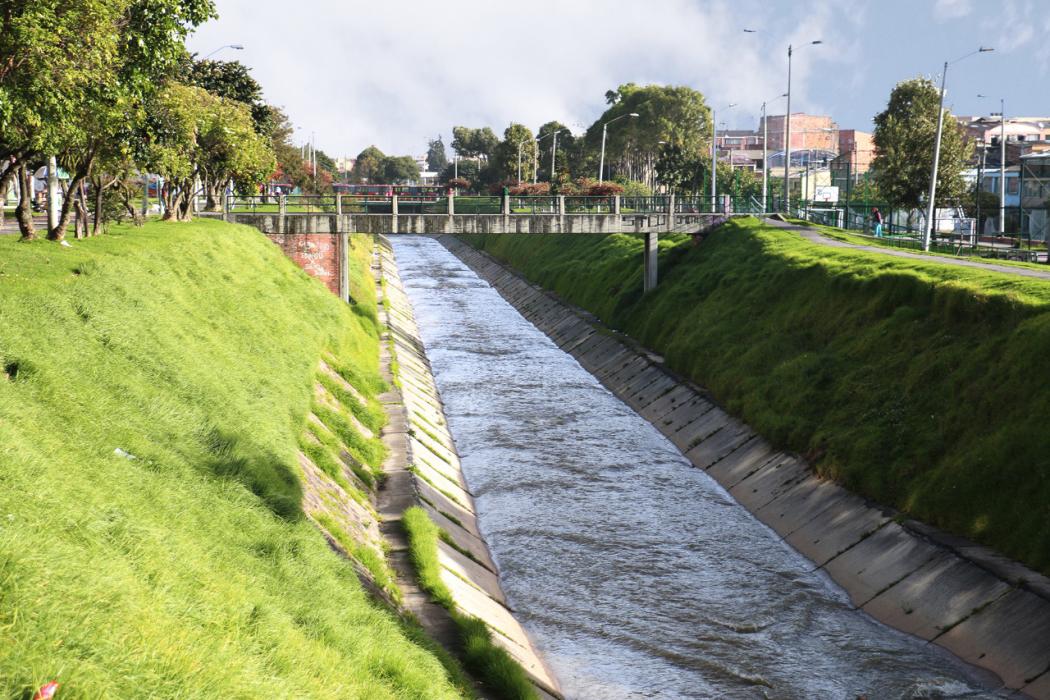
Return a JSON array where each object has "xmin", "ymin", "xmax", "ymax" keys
[
  {"xmin": 373, "ymin": 236, "xmax": 562, "ymax": 699},
  {"xmin": 438, "ymin": 234, "xmax": 1050, "ymax": 700}
]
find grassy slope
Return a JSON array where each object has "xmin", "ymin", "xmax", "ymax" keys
[
  {"xmin": 0, "ymin": 220, "xmax": 463, "ymax": 698},
  {"xmin": 461, "ymin": 220, "xmax": 1050, "ymax": 576}
]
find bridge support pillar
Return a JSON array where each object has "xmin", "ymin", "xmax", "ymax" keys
[
  {"xmin": 391, "ymin": 194, "xmax": 399, "ymax": 234},
  {"xmin": 338, "ymin": 230, "xmax": 349, "ymax": 303},
  {"xmin": 643, "ymin": 231, "xmax": 658, "ymax": 293},
  {"xmin": 557, "ymin": 195, "xmax": 565, "ymax": 233},
  {"xmin": 278, "ymin": 194, "xmax": 286, "ymax": 234},
  {"xmin": 335, "ymin": 193, "xmax": 342, "ymax": 216},
  {"xmin": 614, "ymin": 195, "xmax": 621, "ymax": 216}
]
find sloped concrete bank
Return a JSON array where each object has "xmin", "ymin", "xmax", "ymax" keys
[
  {"xmin": 372, "ymin": 235, "xmax": 562, "ymax": 699},
  {"xmin": 439, "ymin": 234, "xmax": 1050, "ymax": 700}
]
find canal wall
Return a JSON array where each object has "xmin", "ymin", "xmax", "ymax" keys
[
  {"xmin": 373, "ymin": 235, "xmax": 562, "ymax": 699},
  {"xmin": 438, "ymin": 235, "xmax": 1050, "ymax": 699}
]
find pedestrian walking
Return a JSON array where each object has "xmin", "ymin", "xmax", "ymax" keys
[{"xmin": 872, "ymin": 207, "xmax": 884, "ymax": 238}]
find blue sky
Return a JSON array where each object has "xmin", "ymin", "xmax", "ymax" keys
[{"xmin": 186, "ymin": 0, "xmax": 1047, "ymax": 157}]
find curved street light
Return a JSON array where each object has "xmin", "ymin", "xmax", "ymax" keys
[
  {"xmin": 923, "ymin": 47, "xmax": 994, "ymax": 250},
  {"xmin": 598, "ymin": 112, "xmax": 639, "ymax": 182},
  {"xmin": 201, "ymin": 44, "xmax": 244, "ymax": 60},
  {"xmin": 534, "ymin": 128, "xmax": 571, "ymax": 185},
  {"xmin": 976, "ymin": 93, "xmax": 1006, "ymax": 236}
]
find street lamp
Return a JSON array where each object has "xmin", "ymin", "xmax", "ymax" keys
[
  {"xmin": 761, "ymin": 93, "xmax": 788, "ymax": 212},
  {"xmin": 534, "ymin": 128, "xmax": 570, "ymax": 185},
  {"xmin": 710, "ymin": 103, "xmax": 736, "ymax": 210},
  {"xmin": 923, "ymin": 47, "xmax": 994, "ymax": 251},
  {"xmin": 201, "ymin": 44, "xmax": 244, "ymax": 60},
  {"xmin": 978, "ymin": 93, "xmax": 1007, "ymax": 236},
  {"xmin": 598, "ymin": 112, "xmax": 639, "ymax": 182},
  {"xmin": 784, "ymin": 40, "xmax": 823, "ymax": 212}
]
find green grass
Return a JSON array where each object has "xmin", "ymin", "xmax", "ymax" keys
[
  {"xmin": 0, "ymin": 219, "xmax": 466, "ymax": 697},
  {"xmin": 794, "ymin": 218, "xmax": 1050, "ymax": 272},
  {"xmin": 402, "ymin": 507, "xmax": 536, "ymax": 700},
  {"xmin": 461, "ymin": 219, "xmax": 1050, "ymax": 576}
]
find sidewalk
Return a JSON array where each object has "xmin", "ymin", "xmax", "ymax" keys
[{"xmin": 764, "ymin": 217, "xmax": 1050, "ymax": 281}]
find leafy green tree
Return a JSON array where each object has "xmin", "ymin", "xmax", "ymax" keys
[
  {"xmin": 426, "ymin": 136, "xmax": 448, "ymax": 172},
  {"xmin": 378, "ymin": 156, "xmax": 419, "ymax": 184},
  {"xmin": 451, "ymin": 126, "xmax": 499, "ymax": 158},
  {"xmin": 144, "ymin": 83, "xmax": 274, "ymax": 220},
  {"xmin": 184, "ymin": 59, "xmax": 272, "ymax": 134},
  {"xmin": 584, "ymin": 84, "xmax": 712, "ymax": 188},
  {"xmin": 350, "ymin": 146, "xmax": 385, "ymax": 183},
  {"xmin": 492, "ymin": 124, "xmax": 536, "ymax": 183},
  {"xmin": 656, "ymin": 143, "xmax": 705, "ymax": 194},
  {"xmin": 871, "ymin": 77, "xmax": 971, "ymax": 209},
  {"xmin": 438, "ymin": 159, "xmax": 479, "ymax": 188},
  {"xmin": 535, "ymin": 122, "xmax": 577, "ymax": 183},
  {"xmin": 0, "ymin": 0, "xmax": 215, "ymax": 240}
]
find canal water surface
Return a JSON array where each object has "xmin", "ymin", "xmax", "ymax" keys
[{"xmin": 392, "ymin": 236, "xmax": 1001, "ymax": 699}]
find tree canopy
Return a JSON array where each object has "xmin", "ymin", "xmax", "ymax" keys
[
  {"xmin": 426, "ymin": 136, "xmax": 448, "ymax": 172},
  {"xmin": 871, "ymin": 77, "xmax": 971, "ymax": 209}
]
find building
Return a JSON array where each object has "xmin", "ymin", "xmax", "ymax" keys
[
  {"xmin": 760, "ymin": 113, "xmax": 838, "ymax": 152},
  {"xmin": 957, "ymin": 116, "xmax": 1050, "ymax": 148},
  {"xmin": 837, "ymin": 130, "xmax": 875, "ymax": 174}
]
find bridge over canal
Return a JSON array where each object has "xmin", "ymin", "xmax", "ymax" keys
[{"xmin": 221, "ymin": 193, "xmax": 755, "ymax": 296}]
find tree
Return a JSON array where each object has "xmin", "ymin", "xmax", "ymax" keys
[
  {"xmin": 350, "ymin": 146, "xmax": 385, "ymax": 183},
  {"xmin": 0, "ymin": 0, "xmax": 215, "ymax": 240},
  {"xmin": 584, "ymin": 84, "xmax": 712, "ymax": 189},
  {"xmin": 451, "ymin": 126, "xmax": 499, "ymax": 159},
  {"xmin": 492, "ymin": 123, "xmax": 536, "ymax": 183},
  {"xmin": 426, "ymin": 136, "xmax": 448, "ymax": 172},
  {"xmin": 871, "ymin": 77, "xmax": 971, "ymax": 210},
  {"xmin": 656, "ymin": 143, "xmax": 705, "ymax": 194},
  {"xmin": 535, "ymin": 121, "xmax": 578, "ymax": 183},
  {"xmin": 144, "ymin": 83, "xmax": 274, "ymax": 220},
  {"xmin": 184, "ymin": 58, "xmax": 271, "ymax": 134},
  {"xmin": 379, "ymin": 156, "xmax": 419, "ymax": 184},
  {"xmin": 438, "ymin": 160, "xmax": 479, "ymax": 189}
]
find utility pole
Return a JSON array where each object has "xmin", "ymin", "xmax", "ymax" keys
[
  {"xmin": 925, "ymin": 48, "xmax": 994, "ymax": 251},
  {"xmin": 1000, "ymin": 98, "xmax": 1006, "ymax": 236},
  {"xmin": 784, "ymin": 44, "xmax": 793, "ymax": 213},
  {"xmin": 762, "ymin": 101, "xmax": 769, "ymax": 212}
]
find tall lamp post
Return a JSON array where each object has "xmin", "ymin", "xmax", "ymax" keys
[
  {"xmin": 978, "ymin": 94, "xmax": 1007, "ymax": 236},
  {"xmin": 924, "ymin": 47, "xmax": 994, "ymax": 251},
  {"xmin": 534, "ymin": 128, "xmax": 570, "ymax": 185},
  {"xmin": 783, "ymin": 40, "xmax": 823, "ymax": 212},
  {"xmin": 710, "ymin": 103, "xmax": 736, "ymax": 211},
  {"xmin": 761, "ymin": 93, "xmax": 788, "ymax": 212},
  {"xmin": 598, "ymin": 112, "xmax": 639, "ymax": 182}
]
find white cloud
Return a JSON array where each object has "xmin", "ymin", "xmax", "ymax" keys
[
  {"xmin": 187, "ymin": 0, "xmax": 861, "ymax": 157},
  {"xmin": 933, "ymin": 0, "xmax": 974, "ymax": 20}
]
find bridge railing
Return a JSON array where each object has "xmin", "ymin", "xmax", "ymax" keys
[
  {"xmin": 622, "ymin": 196, "xmax": 670, "ymax": 213},
  {"xmin": 564, "ymin": 196, "xmax": 615, "ymax": 213},
  {"xmin": 511, "ymin": 196, "xmax": 557, "ymax": 214},
  {"xmin": 454, "ymin": 196, "xmax": 502, "ymax": 214},
  {"xmin": 225, "ymin": 195, "xmax": 283, "ymax": 213}
]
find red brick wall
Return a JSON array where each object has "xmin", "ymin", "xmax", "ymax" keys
[{"xmin": 265, "ymin": 233, "xmax": 341, "ymax": 296}]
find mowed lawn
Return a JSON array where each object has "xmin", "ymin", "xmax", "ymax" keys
[
  {"xmin": 462, "ymin": 220, "xmax": 1050, "ymax": 577},
  {"xmin": 0, "ymin": 220, "xmax": 464, "ymax": 698}
]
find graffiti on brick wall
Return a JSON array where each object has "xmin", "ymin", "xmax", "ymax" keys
[{"xmin": 265, "ymin": 233, "xmax": 341, "ymax": 295}]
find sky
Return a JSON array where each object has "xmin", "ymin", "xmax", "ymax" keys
[{"xmin": 186, "ymin": 0, "xmax": 1049, "ymax": 159}]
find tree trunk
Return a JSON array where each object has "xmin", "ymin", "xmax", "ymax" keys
[
  {"xmin": 47, "ymin": 171, "xmax": 88, "ymax": 241},
  {"xmin": 74, "ymin": 183, "xmax": 89, "ymax": 239},
  {"xmin": 118, "ymin": 181, "xmax": 144, "ymax": 225},
  {"xmin": 161, "ymin": 183, "xmax": 179, "ymax": 221},
  {"xmin": 0, "ymin": 161, "xmax": 16, "ymax": 230},
  {"xmin": 15, "ymin": 164, "xmax": 36, "ymax": 241}
]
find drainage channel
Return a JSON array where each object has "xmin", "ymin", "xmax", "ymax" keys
[{"xmin": 390, "ymin": 235, "xmax": 1002, "ymax": 699}]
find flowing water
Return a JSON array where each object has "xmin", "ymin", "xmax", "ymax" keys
[{"xmin": 392, "ymin": 236, "xmax": 1002, "ymax": 700}]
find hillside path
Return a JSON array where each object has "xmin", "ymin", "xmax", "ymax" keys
[{"xmin": 763, "ymin": 217, "xmax": 1050, "ymax": 281}]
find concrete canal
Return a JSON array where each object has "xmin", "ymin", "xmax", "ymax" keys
[{"xmin": 391, "ymin": 235, "xmax": 1001, "ymax": 699}]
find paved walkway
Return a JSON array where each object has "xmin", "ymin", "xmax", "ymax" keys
[{"xmin": 764, "ymin": 217, "xmax": 1050, "ymax": 281}]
